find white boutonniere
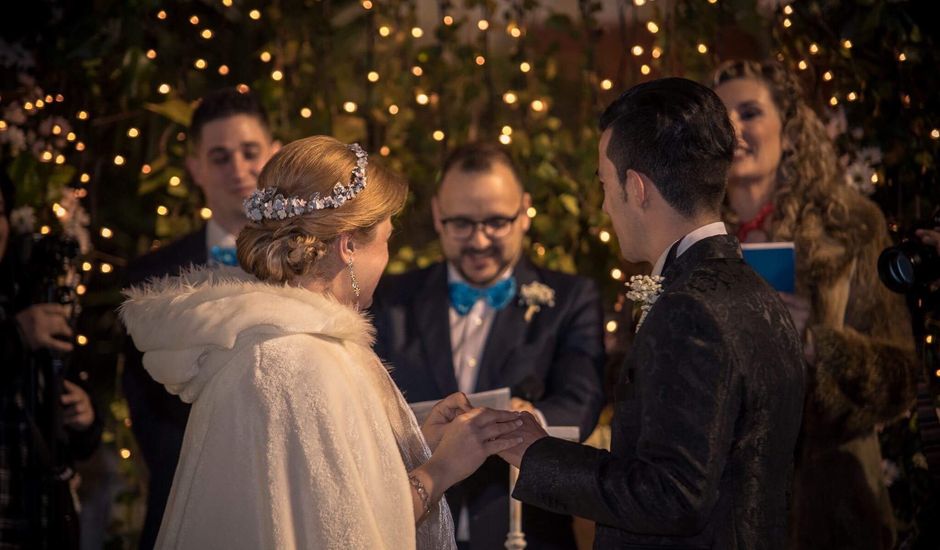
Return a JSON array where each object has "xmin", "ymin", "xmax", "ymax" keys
[
  {"xmin": 519, "ymin": 282, "xmax": 556, "ymax": 322},
  {"xmin": 625, "ymin": 274, "xmax": 665, "ymax": 332}
]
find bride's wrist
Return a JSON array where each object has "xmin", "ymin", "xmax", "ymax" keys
[{"xmin": 412, "ymin": 461, "xmax": 447, "ymax": 503}]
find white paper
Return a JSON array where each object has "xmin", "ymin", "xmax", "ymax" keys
[{"xmin": 409, "ymin": 387, "xmax": 512, "ymax": 424}]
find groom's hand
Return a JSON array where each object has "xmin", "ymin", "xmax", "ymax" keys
[
  {"xmin": 421, "ymin": 392, "xmax": 473, "ymax": 451},
  {"xmin": 498, "ymin": 412, "xmax": 548, "ymax": 468}
]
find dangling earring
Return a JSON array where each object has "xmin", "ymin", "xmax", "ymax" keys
[{"xmin": 347, "ymin": 258, "xmax": 360, "ymax": 301}]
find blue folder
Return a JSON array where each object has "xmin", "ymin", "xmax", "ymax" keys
[{"xmin": 741, "ymin": 242, "xmax": 796, "ymax": 293}]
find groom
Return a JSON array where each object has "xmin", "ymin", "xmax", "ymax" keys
[{"xmin": 501, "ymin": 78, "xmax": 805, "ymax": 549}]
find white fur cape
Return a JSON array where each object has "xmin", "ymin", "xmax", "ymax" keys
[{"xmin": 121, "ymin": 266, "xmax": 455, "ymax": 549}]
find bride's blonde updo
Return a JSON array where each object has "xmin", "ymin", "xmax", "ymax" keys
[{"xmin": 236, "ymin": 136, "xmax": 407, "ymax": 284}]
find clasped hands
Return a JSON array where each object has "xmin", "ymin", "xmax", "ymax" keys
[{"xmin": 420, "ymin": 392, "xmax": 548, "ymax": 484}]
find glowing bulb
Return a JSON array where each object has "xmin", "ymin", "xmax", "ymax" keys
[
  {"xmin": 378, "ymin": 26, "xmax": 391, "ymax": 37},
  {"xmin": 201, "ymin": 29, "xmax": 213, "ymax": 39},
  {"xmin": 930, "ymin": 129, "xmax": 939, "ymax": 140},
  {"xmin": 477, "ymin": 20, "xmax": 489, "ymax": 31},
  {"xmin": 651, "ymin": 47, "xmax": 662, "ymax": 59},
  {"xmin": 388, "ymin": 104, "xmax": 400, "ymax": 115},
  {"xmin": 77, "ymin": 110, "xmax": 89, "ymax": 120},
  {"xmin": 218, "ymin": 65, "xmax": 229, "ymax": 75},
  {"xmin": 75, "ymin": 142, "xmax": 85, "ymax": 151},
  {"xmin": 100, "ymin": 263, "xmax": 113, "ymax": 274},
  {"xmin": 76, "ymin": 284, "xmax": 86, "ymax": 295},
  {"xmin": 510, "ymin": 27, "xmax": 522, "ymax": 38},
  {"xmin": 157, "ymin": 10, "xmax": 167, "ymax": 19},
  {"xmin": 169, "ymin": 176, "xmax": 181, "ymax": 186},
  {"xmin": 300, "ymin": 107, "xmax": 312, "ymax": 118},
  {"xmin": 343, "ymin": 101, "xmax": 357, "ymax": 113},
  {"xmin": 127, "ymin": 127, "xmax": 139, "ymax": 138},
  {"xmin": 51, "ymin": 124, "xmax": 62, "ymax": 135},
  {"xmin": 526, "ymin": 207, "xmax": 537, "ymax": 218},
  {"xmin": 259, "ymin": 51, "xmax": 272, "ymax": 62},
  {"xmin": 80, "ymin": 173, "xmax": 90, "ymax": 183},
  {"xmin": 635, "ymin": 0, "xmax": 647, "ymax": 5},
  {"xmin": 600, "ymin": 79, "xmax": 613, "ymax": 90},
  {"xmin": 141, "ymin": 164, "xmax": 151, "ymax": 174},
  {"xmin": 798, "ymin": 60, "xmax": 808, "ymax": 70},
  {"xmin": 898, "ymin": 52, "xmax": 907, "ymax": 62},
  {"xmin": 249, "ymin": 9, "xmax": 261, "ymax": 20},
  {"xmin": 443, "ymin": 16, "xmax": 453, "ymax": 25},
  {"xmin": 829, "ymin": 96, "xmax": 839, "ymax": 106},
  {"xmin": 189, "ymin": 15, "xmax": 199, "ymax": 25},
  {"xmin": 475, "ymin": 55, "xmax": 486, "ymax": 66},
  {"xmin": 871, "ymin": 173, "xmax": 879, "ymax": 184},
  {"xmin": 843, "ymin": 39, "xmax": 853, "ymax": 49},
  {"xmin": 379, "ymin": 146, "xmax": 390, "ymax": 156},
  {"xmin": 611, "ymin": 268, "xmax": 623, "ymax": 280},
  {"xmin": 416, "ymin": 93, "xmax": 429, "ymax": 105},
  {"xmin": 631, "ymin": 45, "xmax": 644, "ymax": 56},
  {"xmin": 156, "ymin": 205, "xmax": 169, "ymax": 216},
  {"xmin": 411, "ymin": 66, "xmax": 423, "ymax": 77},
  {"xmin": 120, "ymin": 448, "xmax": 131, "ymax": 459},
  {"xmin": 647, "ymin": 21, "xmax": 659, "ymax": 33},
  {"xmin": 784, "ymin": 4, "xmax": 794, "ymax": 14},
  {"xmin": 599, "ymin": 230, "xmax": 611, "ymax": 243},
  {"xmin": 530, "ymin": 99, "xmax": 545, "ymax": 112},
  {"xmin": 503, "ymin": 92, "xmax": 518, "ymax": 104},
  {"xmin": 55, "ymin": 154, "xmax": 65, "ymax": 165},
  {"xmin": 809, "ymin": 43, "xmax": 819, "ymax": 54},
  {"xmin": 195, "ymin": 58, "xmax": 207, "ymax": 69},
  {"xmin": 499, "ymin": 134, "xmax": 512, "ymax": 145},
  {"xmin": 783, "ymin": 18, "xmax": 792, "ymax": 28},
  {"xmin": 432, "ymin": 130, "xmax": 445, "ymax": 141},
  {"xmin": 223, "ymin": 0, "xmax": 233, "ymax": 6},
  {"xmin": 200, "ymin": 207, "xmax": 213, "ymax": 219},
  {"xmin": 697, "ymin": 43, "xmax": 708, "ymax": 54},
  {"xmin": 606, "ymin": 320, "xmax": 618, "ymax": 333},
  {"xmin": 362, "ymin": 0, "xmax": 373, "ymax": 8},
  {"xmin": 146, "ymin": 49, "xmax": 157, "ymax": 59},
  {"xmin": 66, "ymin": 132, "xmax": 76, "ymax": 141},
  {"xmin": 519, "ymin": 62, "xmax": 531, "ymax": 73},
  {"xmin": 847, "ymin": 91, "xmax": 858, "ymax": 101},
  {"xmin": 77, "ymin": 335, "xmax": 89, "ymax": 345},
  {"xmin": 411, "ymin": 27, "xmax": 423, "ymax": 38},
  {"xmin": 368, "ymin": 71, "xmax": 380, "ymax": 82},
  {"xmin": 113, "ymin": 155, "xmax": 125, "ymax": 165},
  {"xmin": 158, "ymin": 83, "xmax": 170, "ymax": 94},
  {"xmin": 823, "ymin": 71, "xmax": 833, "ymax": 81},
  {"xmin": 641, "ymin": 64, "xmax": 651, "ymax": 75},
  {"xmin": 81, "ymin": 261, "xmax": 92, "ymax": 271},
  {"xmin": 271, "ymin": 70, "xmax": 283, "ymax": 81},
  {"xmin": 501, "ymin": 125, "xmax": 513, "ymax": 136}
]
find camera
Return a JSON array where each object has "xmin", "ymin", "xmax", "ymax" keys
[{"xmin": 878, "ymin": 209, "xmax": 940, "ymax": 294}]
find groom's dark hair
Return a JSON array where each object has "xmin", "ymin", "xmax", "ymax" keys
[{"xmin": 599, "ymin": 77, "xmax": 735, "ymax": 218}]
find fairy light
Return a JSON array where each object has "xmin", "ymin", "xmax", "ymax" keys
[
  {"xmin": 100, "ymin": 262, "xmax": 113, "ymax": 274},
  {"xmin": 600, "ymin": 79, "xmax": 613, "ymax": 90},
  {"xmin": 416, "ymin": 93, "xmax": 429, "ymax": 105},
  {"xmin": 503, "ymin": 92, "xmax": 518, "ymax": 104},
  {"xmin": 0, "ymin": 121, "xmax": 6, "ymax": 131},
  {"xmin": 297, "ymin": 107, "xmax": 311, "ymax": 119},
  {"xmin": 611, "ymin": 268, "xmax": 623, "ymax": 280},
  {"xmin": 829, "ymin": 96, "xmax": 839, "ymax": 106},
  {"xmin": 847, "ymin": 91, "xmax": 858, "ymax": 101},
  {"xmin": 24, "ymin": 102, "xmax": 34, "ymax": 111},
  {"xmin": 52, "ymin": 203, "xmax": 66, "ymax": 217},
  {"xmin": 530, "ymin": 99, "xmax": 545, "ymax": 112},
  {"xmin": 113, "ymin": 155, "xmax": 125, "ymax": 165},
  {"xmin": 140, "ymin": 164, "xmax": 152, "ymax": 175},
  {"xmin": 411, "ymin": 27, "xmax": 423, "ymax": 38},
  {"xmin": 157, "ymin": 10, "xmax": 167, "ymax": 19},
  {"xmin": 501, "ymin": 125, "xmax": 513, "ymax": 136},
  {"xmin": 784, "ymin": 4, "xmax": 794, "ymax": 14},
  {"xmin": 635, "ymin": 0, "xmax": 647, "ymax": 5},
  {"xmin": 898, "ymin": 52, "xmax": 907, "ymax": 62},
  {"xmin": 518, "ymin": 62, "xmax": 531, "ymax": 74},
  {"xmin": 599, "ymin": 230, "xmax": 611, "ymax": 243},
  {"xmin": 218, "ymin": 65, "xmax": 230, "ymax": 75},
  {"xmin": 411, "ymin": 66, "xmax": 423, "ymax": 77},
  {"xmin": 146, "ymin": 49, "xmax": 157, "ymax": 60},
  {"xmin": 195, "ymin": 59, "xmax": 207, "ymax": 69},
  {"xmin": 823, "ymin": 71, "xmax": 833, "ymax": 81},
  {"xmin": 35, "ymin": 99, "xmax": 45, "ymax": 109},
  {"xmin": 77, "ymin": 110, "xmax": 89, "ymax": 120},
  {"xmin": 81, "ymin": 260, "xmax": 92, "ymax": 271},
  {"xmin": 80, "ymin": 173, "xmax": 90, "ymax": 183},
  {"xmin": 388, "ymin": 104, "xmax": 400, "ymax": 115},
  {"xmin": 697, "ymin": 44, "xmax": 708, "ymax": 54},
  {"xmin": 647, "ymin": 22, "xmax": 659, "ymax": 33},
  {"xmin": 259, "ymin": 51, "xmax": 272, "ymax": 63},
  {"xmin": 432, "ymin": 130, "xmax": 445, "ymax": 141},
  {"xmin": 842, "ymin": 39, "xmax": 853, "ymax": 49},
  {"xmin": 641, "ymin": 64, "xmax": 651, "ymax": 75},
  {"xmin": 871, "ymin": 173, "xmax": 879, "ymax": 184},
  {"xmin": 606, "ymin": 320, "xmax": 618, "ymax": 333},
  {"xmin": 158, "ymin": 83, "xmax": 170, "ymax": 94},
  {"xmin": 66, "ymin": 132, "xmax": 76, "ymax": 141},
  {"xmin": 39, "ymin": 225, "xmax": 51, "ymax": 236},
  {"xmin": 379, "ymin": 146, "xmax": 390, "ymax": 156},
  {"xmin": 526, "ymin": 207, "xmax": 537, "ymax": 218},
  {"xmin": 475, "ymin": 55, "xmax": 486, "ymax": 66},
  {"xmin": 200, "ymin": 208, "xmax": 213, "ymax": 219},
  {"xmin": 362, "ymin": 0, "xmax": 373, "ymax": 8},
  {"xmin": 631, "ymin": 45, "xmax": 644, "ymax": 56},
  {"xmin": 651, "ymin": 47, "xmax": 662, "ymax": 59},
  {"xmin": 127, "ymin": 127, "xmax": 139, "ymax": 138},
  {"xmin": 77, "ymin": 335, "xmax": 89, "ymax": 345},
  {"xmin": 55, "ymin": 154, "xmax": 66, "ymax": 165},
  {"xmin": 249, "ymin": 9, "xmax": 261, "ymax": 20},
  {"xmin": 509, "ymin": 26, "xmax": 522, "ymax": 38},
  {"xmin": 706, "ymin": 0, "xmax": 717, "ymax": 4},
  {"xmin": 169, "ymin": 176, "xmax": 181, "ymax": 186},
  {"xmin": 782, "ymin": 18, "xmax": 792, "ymax": 28},
  {"xmin": 930, "ymin": 129, "xmax": 940, "ymax": 140},
  {"xmin": 498, "ymin": 134, "xmax": 511, "ymax": 145},
  {"xmin": 443, "ymin": 15, "xmax": 454, "ymax": 25},
  {"xmin": 120, "ymin": 448, "xmax": 131, "ymax": 459},
  {"xmin": 798, "ymin": 60, "xmax": 808, "ymax": 70},
  {"xmin": 201, "ymin": 29, "xmax": 213, "ymax": 39},
  {"xmin": 378, "ymin": 26, "xmax": 391, "ymax": 37},
  {"xmin": 51, "ymin": 124, "xmax": 62, "ymax": 135},
  {"xmin": 189, "ymin": 15, "xmax": 199, "ymax": 25},
  {"xmin": 75, "ymin": 142, "xmax": 85, "ymax": 151},
  {"xmin": 271, "ymin": 70, "xmax": 283, "ymax": 81},
  {"xmin": 928, "ymin": 335, "xmax": 934, "ymax": 344},
  {"xmin": 809, "ymin": 43, "xmax": 819, "ymax": 54},
  {"xmin": 477, "ymin": 20, "xmax": 489, "ymax": 31},
  {"xmin": 76, "ymin": 284, "xmax": 86, "ymax": 295},
  {"xmin": 222, "ymin": 0, "xmax": 233, "ymax": 6},
  {"xmin": 367, "ymin": 71, "xmax": 380, "ymax": 82},
  {"xmin": 156, "ymin": 205, "xmax": 169, "ymax": 216}
]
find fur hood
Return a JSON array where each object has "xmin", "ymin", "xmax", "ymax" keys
[{"xmin": 120, "ymin": 265, "xmax": 374, "ymax": 402}]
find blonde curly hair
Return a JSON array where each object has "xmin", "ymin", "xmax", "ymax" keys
[{"xmin": 236, "ymin": 136, "xmax": 407, "ymax": 284}]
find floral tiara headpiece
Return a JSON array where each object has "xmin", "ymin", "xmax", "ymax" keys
[{"xmin": 244, "ymin": 142, "xmax": 368, "ymax": 222}]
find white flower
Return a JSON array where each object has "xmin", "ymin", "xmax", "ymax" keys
[
  {"xmin": 519, "ymin": 282, "xmax": 555, "ymax": 322},
  {"xmin": 625, "ymin": 274, "xmax": 665, "ymax": 332},
  {"xmin": 9, "ymin": 206, "xmax": 35, "ymax": 234},
  {"xmin": 881, "ymin": 459, "xmax": 900, "ymax": 488}
]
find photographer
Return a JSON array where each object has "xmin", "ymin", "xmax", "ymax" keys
[{"xmin": 1, "ymin": 180, "xmax": 102, "ymax": 549}]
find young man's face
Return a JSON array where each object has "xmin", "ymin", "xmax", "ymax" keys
[
  {"xmin": 186, "ymin": 114, "xmax": 278, "ymax": 230},
  {"xmin": 598, "ymin": 129, "xmax": 644, "ymax": 263}
]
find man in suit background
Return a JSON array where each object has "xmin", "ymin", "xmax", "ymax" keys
[
  {"xmin": 122, "ymin": 87, "xmax": 279, "ymax": 549},
  {"xmin": 500, "ymin": 78, "xmax": 806, "ymax": 549},
  {"xmin": 371, "ymin": 143, "xmax": 606, "ymax": 550}
]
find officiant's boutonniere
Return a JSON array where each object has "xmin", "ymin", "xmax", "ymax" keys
[
  {"xmin": 625, "ymin": 274, "xmax": 665, "ymax": 332},
  {"xmin": 519, "ymin": 282, "xmax": 555, "ymax": 322}
]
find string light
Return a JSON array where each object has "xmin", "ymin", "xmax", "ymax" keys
[
  {"xmin": 200, "ymin": 208, "xmax": 213, "ymax": 219},
  {"xmin": 411, "ymin": 66, "xmax": 423, "ymax": 76},
  {"xmin": 156, "ymin": 205, "xmax": 169, "ymax": 216},
  {"xmin": 297, "ymin": 107, "xmax": 311, "ymax": 119},
  {"xmin": 80, "ymin": 173, "xmax": 90, "ymax": 183},
  {"xmin": 51, "ymin": 124, "xmax": 62, "ymax": 135},
  {"xmin": 77, "ymin": 335, "xmax": 89, "ymax": 345},
  {"xmin": 146, "ymin": 49, "xmax": 157, "ymax": 60},
  {"xmin": 931, "ymin": 129, "xmax": 940, "ymax": 140},
  {"xmin": 100, "ymin": 262, "xmax": 113, "ymax": 274},
  {"xmin": 113, "ymin": 155, "xmax": 125, "ymax": 165},
  {"xmin": 158, "ymin": 83, "xmax": 171, "ymax": 94},
  {"xmin": 706, "ymin": 0, "xmax": 717, "ymax": 4},
  {"xmin": 35, "ymin": 99, "xmax": 45, "ymax": 109},
  {"xmin": 898, "ymin": 52, "xmax": 907, "ymax": 62},
  {"xmin": 343, "ymin": 102, "xmax": 357, "ymax": 113},
  {"xmin": 871, "ymin": 173, "xmax": 879, "ymax": 184},
  {"xmin": 783, "ymin": 18, "xmax": 792, "ymax": 28},
  {"xmin": 809, "ymin": 43, "xmax": 819, "ymax": 54},
  {"xmin": 499, "ymin": 134, "xmax": 511, "ymax": 145},
  {"xmin": 259, "ymin": 51, "xmax": 272, "ymax": 62},
  {"xmin": 127, "ymin": 127, "xmax": 140, "ymax": 138},
  {"xmin": 75, "ymin": 142, "xmax": 86, "ymax": 151},
  {"xmin": 611, "ymin": 268, "xmax": 623, "ymax": 280},
  {"xmin": 842, "ymin": 39, "xmax": 853, "ymax": 49},
  {"xmin": 45, "ymin": 94, "xmax": 53, "ymax": 103},
  {"xmin": 635, "ymin": 0, "xmax": 647, "ymax": 5},
  {"xmin": 194, "ymin": 58, "xmax": 207, "ymax": 69},
  {"xmin": 503, "ymin": 92, "xmax": 518, "ymax": 104},
  {"xmin": 66, "ymin": 132, "xmax": 76, "ymax": 141},
  {"xmin": 271, "ymin": 70, "xmax": 283, "ymax": 81},
  {"xmin": 475, "ymin": 55, "xmax": 486, "ymax": 66},
  {"xmin": 798, "ymin": 60, "xmax": 808, "ymax": 70},
  {"xmin": 443, "ymin": 16, "xmax": 454, "ymax": 26},
  {"xmin": 157, "ymin": 10, "xmax": 167, "ymax": 20},
  {"xmin": 530, "ymin": 99, "xmax": 546, "ymax": 112},
  {"xmin": 928, "ymin": 335, "xmax": 934, "ymax": 344},
  {"xmin": 169, "ymin": 176, "xmax": 181, "ymax": 186},
  {"xmin": 501, "ymin": 125, "xmax": 513, "ymax": 136},
  {"xmin": 519, "ymin": 62, "xmax": 531, "ymax": 73},
  {"xmin": 40, "ymin": 226, "xmax": 52, "ymax": 235},
  {"xmin": 379, "ymin": 146, "xmax": 390, "ymax": 156},
  {"xmin": 646, "ymin": 22, "xmax": 659, "ymax": 33},
  {"xmin": 222, "ymin": 0, "xmax": 233, "ymax": 6},
  {"xmin": 631, "ymin": 45, "xmax": 644, "ymax": 56},
  {"xmin": 432, "ymin": 130, "xmax": 445, "ymax": 141},
  {"xmin": 76, "ymin": 284, "xmax": 86, "ymax": 296},
  {"xmin": 249, "ymin": 9, "xmax": 261, "ymax": 20},
  {"xmin": 829, "ymin": 96, "xmax": 839, "ymax": 106},
  {"xmin": 52, "ymin": 203, "xmax": 66, "ymax": 217},
  {"xmin": 24, "ymin": 102, "xmax": 34, "ymax": 111},
  {"xmin": 0, "ymin": 121, "xmax": 6, "ymax": 131},
  {"xmin": 601, "ymin": 79, "xmax": 613, "ymax": 90},
  {"xmin": 697, "ymin": 43, "xmax": 708, "ymax": 54},
  {"xmin": 477, "ymin": 20, "xmax": 489, "ymax": 31},
  {"xmin": 366, "ymin": 71, "xmax": 380, "ymax": 83},
  {"xmin": 379, "ymin": 26, "xmax": 391, "ymax": 37},
  {"xmin": 411, "ymin": 27, "xmax": 423, "ymax": 38},
  {"xmin": 189, "ymin": 15, "xmax": 199, "ymax": 25},
  {"xmin": 120, "ymin": 448, "xmax": 132, "ymax": 459},
  {"xmin": 388, "ymin": 104, "xmax": 400, "ymax": 115},
  {"xmin": 784, "ymin": 4, "xmax": 794, "ymax": 14},
  {"xmin": 651, "ymin": 47, "xmax": 662, "ymax": 59},
  {"xmin": 81, "ymin": 260, "xmax": 92, "ymax": 271},
  {"xmin": 599, "ymin": 230, "xmax": 611, "ymax": 243},
  {"xmin": 606, "ymin": 320, "xmax": 618, "ymax": 333},
  {"xmin": 55, "ymin": 154, "xmax": 66, "ymax": 165},
  {"xmin": 509, "ymin": 26, "xmax": 522, "ymax": 38},
  {"xmin": 640, "ymin": 64, "xmax": 651, "ymax": 75},
  {"xmin": 139, "ymin": 164, "xmax": 152, "ymax": 175},
  {"xmin": 526, "ymin": 207, "xmax": 537, "ymax": 218},
  {"xmin": 823, "ymin": 71, "xmax": 833, "ymax": 81},
  {"xmin": 201, "ymin": 29, "xmax": 213, "ymax": 39},
  {"xmin": 847, "ymin": 91, "xmax": 858, "ymax": 101},
  {"xmin": 77, "ymin": 110, "xmax": 89, "ymax": 120},
  {"xmin": 362, "ymin": 0, "xmax": 373, "ymax": 9}
]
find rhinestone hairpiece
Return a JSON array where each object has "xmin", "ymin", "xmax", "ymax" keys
[{"xmin": 243, "ymin": 143, "xmax": 368, "ymax": 222}]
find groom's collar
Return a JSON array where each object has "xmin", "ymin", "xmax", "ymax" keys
[
  {"xmin": 661, "ymin": 233, "xmax": 743, "ymax": 283},
  {"xmin": 651, "ymin": 221, "xmax": 728, "ymax": 277}
]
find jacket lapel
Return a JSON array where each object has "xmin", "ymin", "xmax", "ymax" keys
[
  {"xmin": 415, "ymin": 263, "xmax": 459, "ymax": 396},
  {"xmin": 661, "ymin": 234, "xmax": 742, "ymax": 288},
  {"xmin": 475, "ymin": 258, "xmax": 536, "ymax": 392}
]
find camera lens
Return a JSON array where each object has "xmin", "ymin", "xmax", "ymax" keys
[{"xmin": 878, "ymin": 240, "xmax": 940, "ymax": 293}]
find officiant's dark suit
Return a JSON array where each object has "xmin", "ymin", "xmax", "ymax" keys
[
  {"xmin": 371, "ymin": 143, "xmax": 605, "ymax": 550},
  {"xmin": 121, "ymin": 88, "xmax": 279, "ymax": 550},
  {"xmin": 506, "ymin": 78, "xmax": 806, "ymax": 549}
]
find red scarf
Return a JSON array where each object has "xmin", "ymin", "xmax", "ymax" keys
[{"xmin": 736, "ymin": 202, "xmax": 774, "ymax": 242}]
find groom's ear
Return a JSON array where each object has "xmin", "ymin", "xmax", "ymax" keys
[{"xmin": 625, "ymin": 169, "xmax": 648, "ymax": 208}]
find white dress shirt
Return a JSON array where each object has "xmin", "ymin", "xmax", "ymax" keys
[{"xmin": 651, "ymin": 221, "xmax": 729, "ymax": 277}]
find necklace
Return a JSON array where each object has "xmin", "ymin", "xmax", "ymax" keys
[{"xmin": 737, "ymin": 201, "xmax": 774, "ymax": 242}]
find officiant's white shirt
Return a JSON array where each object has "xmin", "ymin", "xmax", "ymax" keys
[{"xmin": 651, "ymin": 221, "xmax": 728, "ymax": 277}]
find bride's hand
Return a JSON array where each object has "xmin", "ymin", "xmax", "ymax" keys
[
  {"xmin": 425, "ymin": 408, "xmax": 523, "ymax": 490},
  {"xmin": 421, "ymin": 392, "xmax": 473, "ymax": 452}
]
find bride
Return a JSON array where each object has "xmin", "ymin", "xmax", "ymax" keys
[{"xmin": 120, "ymin": 136, "xmax": 523, "ymax": 549}]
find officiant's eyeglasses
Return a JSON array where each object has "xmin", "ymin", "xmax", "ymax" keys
[{"xmin": 440, "ymin": 211, "xmax": 521, "ymax": 240}]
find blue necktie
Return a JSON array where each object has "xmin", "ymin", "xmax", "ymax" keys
[
  {"xmin": 210, "ymin": 246, "xmax": 239, "ymax": 267},
  {"xmin": 448, "ymin": 278, "xmax": 517, "ymax": 316}
]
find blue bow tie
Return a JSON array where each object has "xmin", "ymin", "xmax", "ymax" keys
[
  {"xmin": 448, "ymin": 277, "xmax": 517, "ymax": 316},
  {"xmin": 210, "ymin": 245, "xmax": 239, "ymax": 267}
]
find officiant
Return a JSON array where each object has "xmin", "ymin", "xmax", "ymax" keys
[{"xmin": 371, "ymin": 142, "xmax": 605, "ymax": 550}]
